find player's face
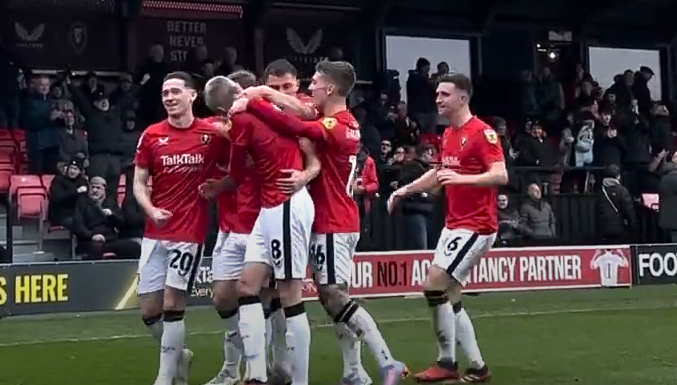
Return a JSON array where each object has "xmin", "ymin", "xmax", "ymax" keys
[
  {"xmin": 309, "ymin": 72, "xmax": 335, "ymax": 108},
  {"xmin": 266, "ymin": 73, "xmax": 298, "ymax": 96},
  {"xmin": 162, "ymin": 79, "xmax": 196, "ymax": 117},
  {"xmin": 436, "ymin": 82, "xmax": 467, "ymax": 116}
]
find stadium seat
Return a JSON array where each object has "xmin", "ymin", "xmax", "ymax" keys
[
  {"xmin": 10, "ymin": 174, "xmax": 48, "ymax": 251},
  {"xmin": 0, "ymin": 152, "xmax": 13, "ymax": 166},
  {"xmin": 0, "ymin": 164, "xmax": 14, "ymax": 193},
  {"xmin": 41, "ymin": 174, "xmax": 55, "ymax": 190},
  {"xmin": 0, "ymin": 129, "xmax": 12, "ymax": 141},
  {"xmin": 11, "ymin": 130, "xmax": 26, "ymax": 143}
]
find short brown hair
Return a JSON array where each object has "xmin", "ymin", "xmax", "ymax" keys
[
  {"xmin": 264, "ymin": 59, "xmax": 297, "ymax": 80},
  {"xmin": 315, "ymin": 60, "xmax": 356, "ymax": 97},
  {"xmin": 228, "ymin": 70, "xmax": 258, "ymax": 89},
  {"xmin": 163, "ymin": 71, "xmax": 196, "ymax": 89},
  {"xmin": 438, "ymin": 73, "xmax": 473, "ymax": 98},
  {"xmin": 203, "ymin": 76, "xmax": 239, "ymax": 114}
]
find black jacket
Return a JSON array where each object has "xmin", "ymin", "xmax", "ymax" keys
[
  {"xmin": 47, "ymin": 174, "xmax": 88, "ymax": 225},
  {"xmin": 72, "ymin": 197, "xmax": 123, "ymax": 242},
  {"xmin": 120, "ymin": 194, "xmax": 144, "ymax": 239},
  {"xmin": 397, "ymin": 158, "xmax": 433, "ymax": 215},
  {"xmin": 68, "ymin": 84, "xmax": 123, "ymax": 155},
  {"xmin": 596, "ymin": 178, "xmax": 637, "ymax": 238},
  {"xmin": 58, "ymin": 127, "xmax": 88, "ymax": 163},
  {"xmin": 406, "ymin": 70, "xmax": 436, "ymax": 114},
  {"xmin": 659, "ymin": 167, "xmax": 677, "ymax": 230}
]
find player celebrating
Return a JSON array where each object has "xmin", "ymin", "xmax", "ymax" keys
[
  {"xmin": 243, "ymin": 60, "xmax": 408, "ymax": 385},
  {"xmin": 251, "ymin": 58, "xmax": 370, "ymax": 385},
  {"xmin": 134, "ymin": 71, "xmax": 221, "ymax": 385},
  {"xmin": 204, "ymin": 76, "xmax": 316, "ymax": 385},
  {"xmin": 388, "ymin": 73, "xmax": 506, "ymax": 383}
]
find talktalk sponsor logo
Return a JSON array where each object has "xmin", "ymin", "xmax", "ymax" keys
[
  {"xmin": 160, "ymin": 153, "xmax": 204, "ymax": 166},
  {"xmin": 638, "ymin": 252, "xmax": 677, "ymax": 278}
]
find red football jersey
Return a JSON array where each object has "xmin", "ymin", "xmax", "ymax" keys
[
  {"xmin": 232, "ymin": 174, "xmax": 261, "ymax": 234},
  {"xmin": 228, "ymin": 108, "xmax": 303, "ymax": 208},
  {"xmin": 440, "ymin": 116, "xmax": 504, "ymax": 234},
  {"xmin": 204, "ymin": 116, "xmax": 237, "ymax": 233},
  {"xmin": 296, "ymin": 93, "xmax": 318, "ymax": 118},
  {"xmin": 135, "ymin": 118, "xmax": 220, "ymax": 243}
]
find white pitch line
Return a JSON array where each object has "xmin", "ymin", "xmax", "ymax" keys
[{"xmin": 0, "ymin": 304, "xmax": 673, "ymax": 348}]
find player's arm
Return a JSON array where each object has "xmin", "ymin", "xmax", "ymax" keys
[
  {"xmin": 248, "ymin": 98, "xmax": 326, "ymax": 141},
  {"xmin": 299, "ymin": 137, "xmax": 321, "ymax": 184},
  {"xmin": 227, "ymin": 117, "xmax": 252, "ymax": 185},
  {"xmin": 397, "ymin": 168, "xmax": 440, "ymax": 196},
  {"xmin": 133, "ymin": 166, "xmax": 154, "ymax": 215},
  {"xmin": 259, "ymin": 87, "xmax": 317, "ymax": 120}
]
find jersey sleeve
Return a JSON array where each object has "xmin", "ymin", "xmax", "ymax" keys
[
  {"xmin": 248, "ymin": 98, "xmax": 327, "ymax": 141},
  {"xmin": 477, "ymin": 127, "xmax": 505, "ymax": 167},
  {"xmin": 228, "ymin": 115, "xmax": 252, "ymax": 185},
  {"xmin": 134, "ymin": 131, "xmax": 152, "ymax": 171}
]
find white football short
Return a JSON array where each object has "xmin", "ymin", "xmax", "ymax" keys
[
  {"xmin": 213, "ymin": 232, "xmax": 248, "ymax": 281},
  {"xmin": 211, "ymin": 231, "xmax": 229, "ymax": 257},
  {"xmin": 245, "ymin": 187, "xmax": 314, "ymax": 280},
  {"xmin": 137, "ymin": 238, "xmax": 203, "ymax": 295},
  {"xmin": 310, "ymin": 232, "xmax": 360, "ymax": 285},
  {"xmin": 433, "ymin": 228, "xmax": 496, "ymax": 285}
]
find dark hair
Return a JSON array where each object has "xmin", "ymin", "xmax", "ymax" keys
[
  {"xmin": 415, "ymin": 57, "xmax": 430, "ymax": 70},
  {"xmin": 315, "ymin": 60, "xmax": 356, "ymax": 97},
  {"xmin": 577, "ymin": 94, "xmax": 596, "ymax": 108},
  {"xmin": 437, "ymin": 72, "xmax": 473, "ymax": 98},
  {"xmin": 604, "ymin": 164, "xmax": 621, "ymax": 179},
  {"xmin": 263, "ymin": 59, "xmax": 297, "ymax": 80},
  {"xmin": 492, "ymin": 116, "xmax": 506, "ymax": 127},
  {"xmin": 227, "ymin": 70, "xmax": 258, "ymax": 89},
  {"xmin": 163, "ymin": 71, "xmax": 196, "ymax": 89},
  {"xmin": 415, "ymin": 143, "xmax": 433, "ymax": 157}
]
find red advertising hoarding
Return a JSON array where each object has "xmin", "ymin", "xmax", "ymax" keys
[{"xmin": 301, "ymin": 245, "xmax": 632, "ymax": 299}]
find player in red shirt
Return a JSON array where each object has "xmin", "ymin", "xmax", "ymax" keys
[
  {"xmin": 243, "ymin": 60, "xmax": 408, "ymax": 385},
  {"xmin": 202, "ymin": 75, "xmax": 316, "ymax": 385},
  {"xmin": 388, "ymin": 73, "xmax": 507, "ymax": 383},
  {"xmin": 133, "ymin": 71, "xmax": 221, "ymax": 385}
]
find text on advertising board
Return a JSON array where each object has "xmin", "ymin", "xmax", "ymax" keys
[
  {"xmin": 638, "ymin": 252, "xmax": 677, "ymax": 278},
  {"xmin": 0, "ymin": 273, "xmax": 69, "ymax": 305},
  {"xmin": 166, "ymin": 20, "xmax": 206, "ymax": 62},
  {"xmin": 187, "ymin": 245, "xmax": 631, "ymax": 300}
]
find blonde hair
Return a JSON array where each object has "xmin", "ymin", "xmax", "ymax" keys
[{"xmin": 203, "ymin": 76, "xmax": 240, "ymax": 113}]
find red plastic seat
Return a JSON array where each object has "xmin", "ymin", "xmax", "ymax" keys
[
  {"xmin": 41, "ymin": 174, "xmax": 55, "ymax": 190},
  {"xmin": 0, "ymin": 152, "xmax": 13, "ymax": 165},
  {"xmin": 12, "ymin": 130, "xmax": 26, "ymax": 143},
  {"xmin": 0, "ymin": 164, "xmax": 14, "ymax": 193},
  {"xmin": 10, "ymin": 175, "xmax": 46, "ymax": 220},
  {"xmin": 0, "ymin": 129, "xmax": 12, "ymax": 141}
]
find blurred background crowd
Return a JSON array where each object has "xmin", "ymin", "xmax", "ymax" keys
[{"xmin": 1, "ymin": 0, "xmax": 677, "ymax": 263}]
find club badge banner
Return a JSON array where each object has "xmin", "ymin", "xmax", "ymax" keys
[
  {"xmin": 5, "ymin": 15, "xmax": 121, "ymax": 70},
  {"xmin": 0, "ymin": 245, "xmax": 632, "ymax": 317},
  {"xmin": 133, "ymin": 18, "xmax": 245, "ymax": 65}
]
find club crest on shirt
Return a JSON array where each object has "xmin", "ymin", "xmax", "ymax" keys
[
  {"xmin": 484, "ymin": 128, "xmax": 498, "ymax": 144},
  {"xmin": 321, "ymin": 117, "xmax": 337, "ymax": 130},
  {"xmin": 201, "ymin": 134, "xmax": 211, "ymax": 145}
]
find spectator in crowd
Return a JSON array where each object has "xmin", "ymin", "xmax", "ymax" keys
[
  {"xmin": 593, "ymin": 111, "xmax": 626, "ymax": 173},
  {"xmin": 57, "ymin": 109, "xmax": 88, "ymax": 167},
  {"xmin": 605, "ymin": 70, "xmax": 634, "ymax": 110},
  {"xmin": 377, "ymin": 143, "xmax": 405, "ymax": 198},
  {"xmin": 109, "ymin": 72, "xmax": 148, "ymax": 116},
  {"xmin": 22, "ymin": 75, "xmax": 61, "ymax": 174},
  {"xmin": 574, "ymin": 118, "xmax": 594, "ymax": 168},
  {"xmin": 397, "ymin": 143, "xmax": 434, "ymax": 249},
  {"xmin": 658, "ymin": 150, "xmax": 677, "ymax": 242},
  {"xmin": 497, "ymin": 194, "xmax": 520, "ymax": 245},
  {"xmin": 184, "ymin": 44, "xmax": 209, "ymax": 76},
  {"xmin": 538, "ymin": 67, "xmax": 565, "ymax": 127},
  {"xmin": 596, "ymin": 164, "xmax": 637, "ymax": 243},
  {"xmin": 406, "ymin": 57, "xmax": 437, "ymax": 133},
  {"xmin": 649, "ymin": 103, "xmax": 672, "ymax": 155},
  {"xmin": 516, "ymin": 120, "xmax": 555, "ymax": 188},
  {"xmin": 622, "ymin": 108, "xmax": 653, "ymax": 196},
  {"xmin": 119, "ymin": 110, "xmax": 142, "ymax": 184},
  {"xmin": 136, "ymin": 43, "xmax": 170, "ymax": 126},
  {"xmin": 374, "ymin": 93, "xmax": 397, "ymax": 141},
  {"xmin": 353, "ymin": 105, "xmax": 380, "ymax": 157},
  {"xmin": 67, "ymin": 76, "xmax": 123, "ymax": 200},
  {"xmin": 216, "ymin": 46, "xmax": 242, "ymax": 76},
  {"xmin": 632, "ymin": 66, "xmax": 654, "ymax": 117},
  {"xmin": 72, "ymin": 177, "xmax": 140, "ymax": 260},
  {"xmin": 0, "ymin": 41, "xmax": 27, "ymax": 129},
  {"xmin": 79, "ymin": 71, "xmax": 106, "ymax": 103},
  {"xmin": 119, "ymin": 171, "xmax": 144, "ymax": 242},
  {"xmin": 354, "ymin": 145, "xmax": 379, "ymax": 216},
  {"xmin": 430, "ymin": 61, "xmax": 449, "ymax": 84},
  {"xmin": 520, "ymin": 70, "xmax": 539, "ymax": 120},
  {"xmin": 47, "ymin": 157, "xmax": 88, "ymax": 228},
  {"xmin": 49, "ymin": 83, "xmax": 71, "ymax": 112},
  {"xmin": 394, "ymin": 101, "xmax": 419, "ymax": 147},
  {"xmin": 518, "ymin": 183, "xmax": 557, "ymax": 241}
]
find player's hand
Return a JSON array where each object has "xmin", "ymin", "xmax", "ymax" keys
[
  {"xmin": 149, "ymin": 207, "xmax": 172, "ymax": 226},
  {"xmin": 437, "ymin": 169, "xmax": 464, "ymax": 185},
  {"xmin": 229, "ymin": 98, "xmax": 249, "ymax": 115},
  {"xmin": 92, "ymin": 234, "xmax": 106, "ymax": 242},
  {"xmin": 77, "ymin": 185, "xmax": 87, "ymax": 193},
  {"xmin": 242, "ymin": 85, "xmax": 272, "ymax": 99},
  {"xmin": 198, "ymin": 179, "xmax": 220, "ymax": 199},
  {"xmin": 102, "ymin": 208, "xmax": 112, "ymax": 216},
  {"xmin": 353, "ymin": 183, "xmax": 366, "ymax": 194},
  {"xmin": 387, "ymin": 188, "xmax": 407, "ymax": 214},
  {"xmin": 276, "ymin": 169, "xmax": 307, "ymax": 194}
]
